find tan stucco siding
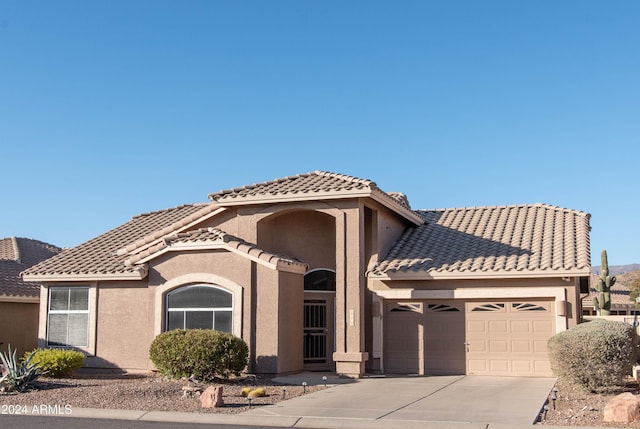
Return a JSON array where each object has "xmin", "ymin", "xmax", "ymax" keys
[
  {"xmin": 257, "ymin": 210, "xmax": 336, "ymax": 270},
  {"xmin": 277, "ymin": 271, "xmax": 304, "ymax": 373},
  {"xmin": 92, "ymin": 281, "xmax": 153, "ymax": 370},
  {"xmin": 372, "ymin": 203, "xmax": 409, "ymax": 262},
  {"xmin": 0, "ymin": 302, "xmax": 39, "ymax": 355}
]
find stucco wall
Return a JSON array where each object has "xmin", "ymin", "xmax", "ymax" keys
[
  {"xmin": 0, "ymin": 302, "xmax": 39, "ymax": 355},
  {"xmin": 258, "ymin": 210, "xmax": 336, "ymax": 270},
  {"xmin": 91, "ymin": 281, "xmax": 153, "ymax": 370}
]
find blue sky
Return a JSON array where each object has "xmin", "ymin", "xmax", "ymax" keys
[{"xmin": 1, "ymin": 1, "xmax": 638, "ymax": 265}]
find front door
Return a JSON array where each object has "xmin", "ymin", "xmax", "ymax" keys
[{"xmin": 303, "ymin": 295, "xmax": 335, "ymax": 370}]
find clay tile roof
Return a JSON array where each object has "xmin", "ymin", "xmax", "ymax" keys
[
  {"xmin": 125, "ymin": 227, "xmax": 306, "ymax": 271},
  {"xmin": 208, "ymin": 171, "xmax": 421, "ymax": 224},
  {"xmin": 23, "ymin": 204, "xmax": 206, "ymax": 280},
  {"xmin": 1, "ymin": 237, "xmax": 61, "ymax": 298},
  {"xmin": 369, "ymin": 203, "xmax": 591, "ymax": 278}
]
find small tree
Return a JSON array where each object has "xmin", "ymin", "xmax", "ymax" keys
[{"xmin": 593, "ymin": 249, "xmax": 616, "ymax": 316}]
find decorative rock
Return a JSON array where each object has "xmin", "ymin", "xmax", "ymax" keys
[
  {"xmin": 200, "ymin": 385, "xmax": 224, "ymax": 408},
  {"xmin": 603, "ymin": 392, "xmax": 640, "ymax": 423},
  {"xmin": 182, "ymin": 385, "xmax": 203, "ymax": 398}
]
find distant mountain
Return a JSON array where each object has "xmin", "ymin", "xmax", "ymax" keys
[{"xmin": 592, "ymin": 264, "xmax": 640, "ymax": 275}]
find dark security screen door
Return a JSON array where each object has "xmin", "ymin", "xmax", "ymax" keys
[{"xmin": 304, "ymin": 299, "xmax": 327, "ymax": 364}]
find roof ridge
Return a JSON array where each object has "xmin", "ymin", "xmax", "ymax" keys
[
  {"xmin": 417, "ymin": 203, "xmax": 589, "ymax": 216},
  {"xmin": 117, "ymin": 204, "xmax": 222, "ymax": 256},
  {"xmin": 314, "ymin": 170, "xmax": 375, "ymax": 187},
  {"xmin": 132, "ymin": 203, "xmax": 208, "ymax": 219},
  {"xmin": 209, "ymin": 172, "xmax": 316, "ymax": 200},
  {"xmin": 11, "ymin": 237, "xmax": 21, "ymax": 263}
]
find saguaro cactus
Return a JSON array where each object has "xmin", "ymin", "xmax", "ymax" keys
[{"xmin": 593, "ymin": 249, "xmax": 616, "ymax": 316}]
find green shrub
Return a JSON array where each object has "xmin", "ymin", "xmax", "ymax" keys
[
  {"xmin": 25, "ymin": 349, "xmax": 86, "ymax": 378},
  {"xmin": 548, "ymin": 319, "xmax": 638, "ymax": 391},
  {"xmin": 149, "ymin": 329, "xmax": 248, "ymax": 381}
]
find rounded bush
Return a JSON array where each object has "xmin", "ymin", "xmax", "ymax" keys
[
  {"xmin": 25, "ymin": 349, "xmax": 86, "ymax": 378},
  {"xmin": 149, "ymin": 329, "xmax": 248, "ymax": 381},
  {"xmin": 548, "ymin": 319, "xmax": 638, "ymax": 391}
]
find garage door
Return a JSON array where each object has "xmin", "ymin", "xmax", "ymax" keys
[
  {"xmin": 465, "ymin": 300, "xmax": 555, "ymax": 377},
  {"xmin": 384, "ymin": 302, "xmax": 423, "ymax": 374},
  {"xmin": 384, "ymin": 301, "xmax": 465, "ymax": 375}
]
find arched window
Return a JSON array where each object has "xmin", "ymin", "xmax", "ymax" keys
[
  {"xmin": 304, "ymin": 269, "xmax": 336, "ymax": 292},
  {"xmin": 166, "ymin": 285, "xmax": 233, "ymax": 332}
]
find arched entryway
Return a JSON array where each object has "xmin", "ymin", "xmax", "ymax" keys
[{"xmin": 304, "ymin": 269, "xmax": 336, "ymax": 371}]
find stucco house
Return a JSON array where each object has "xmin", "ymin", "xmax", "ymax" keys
[
  {"xmin": 1, "ymin": 237, "xmax": 61, "ymax": 354},
  {"xmin": 22, "ymin": 171, "xmax": 591, "ymax": 377}
]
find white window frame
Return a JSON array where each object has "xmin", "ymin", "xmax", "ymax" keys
[
  {"xmin": 47, "ymin": 286, "xmax": 90, "ymax": 348},
  {"xmin": 165, "ymin": 284, "xmax": 234, "ymax": 332},
  {"xmin": 155, "ymin": 273, "xmax": 243, "ymax": 338}
]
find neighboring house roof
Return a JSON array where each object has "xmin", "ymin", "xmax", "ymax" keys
[
  {"xmin": 208, "ymin": 170, "xmax": 424, "ymax": 225},
  {"xmin": 23, "ymin": 204, "xmax": 207, "ymax": 281},
  {"xmin": 369, "ymin": 203, "xmax": 591, "ymax": 279},
  {"xmin": 125, "ymin": 227, "xmax": 308, "ymax": 273},
  {"xmin": 0, "ymin": 237, "xmax": 60, "ymax": 299}
]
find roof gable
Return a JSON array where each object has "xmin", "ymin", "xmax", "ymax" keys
[
  {"xmin": 126, "ymin": 227, "xmax": 308, "ymax": 273},
  {"xmin": 208, "ymin": 171, "xmax": 423, "ymax": 225},
  {"xmin": 370, "ymin": 203, "xmax": 591, "ymax": 279},
  {"xmin": 1, "ymin": 237, "xmax": 61, "ymax": 298}
]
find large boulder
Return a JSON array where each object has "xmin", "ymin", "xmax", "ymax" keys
[
  {"xmin": 603, "ymin": 392, "xmax": 640, "ymax": 423},
  {"xmin": 200, "ymin": 385, "xmax": 224, "ymax": 408}
]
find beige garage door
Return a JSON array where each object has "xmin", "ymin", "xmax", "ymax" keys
[
  {"xmin": 384, "ymin": 301, "xmax": 465, "ymax": 375},
  {"xmin": 465, "ymin": 300, "xmax": 555, "ymax": 377},
  {"xmin": 384, "ymin": 302, "xmax": 423, "ymax": 374}
]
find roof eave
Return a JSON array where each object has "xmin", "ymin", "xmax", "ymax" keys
[
  {"xmin": 133, "ymin": 241, "xmax": 308, "ymax": 273},
  {"xmin": 0, "ymin": 294, "xmax": 39, "ymax": 303},
  {"xmin": 368, "ymin": 267, "xmax": 592, "ymax": 281},
  {"xmin": 22, "ymin": 267, "xmax": 148, "ymax": 283},
  {"xmin": 212, "ymin": 189, "xmax": 423, "ymax": 226}
]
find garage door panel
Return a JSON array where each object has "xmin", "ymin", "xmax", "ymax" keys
[
  {"xmin": 489, "ymin": 340, "xmax": 508, "ymax": 353},
  {"xmin": 533, "ymin": 320, "xmax": 553, "ymax": 332},
  {"xmin": 466, "ymin": 300, "xmax": 555, "ymax": 377},
  {"xmin": 533, "ymin": 340, "xmax": 548, "ymax": 353},
  {"xmin": 489, "ymin": 320, "xmax": 508, "ymax": 332},
  {"xmin": 511, "ymin": 340, "xmax": 531, "ymax": 353},
  {"xmin": 467, "ymin": 320, "xmax": 485, "ymax": 332},
  {"xmin": 511, "ymin": 320, "xmax": 531, "ymax": 333}
]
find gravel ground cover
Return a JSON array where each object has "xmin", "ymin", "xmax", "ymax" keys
[
  {"xmin": 0, "ymin": 373, "xmax": 324, "ymax": 415},
  {"xmin": 538, "ymin": 378, "xmax": 640, "ymax": 428}
]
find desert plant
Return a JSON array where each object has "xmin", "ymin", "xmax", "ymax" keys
[
  {"xmin": 548, "ymin": 319, "xmax": 637, "ymax": 392},
  {"xmin": 248, "ymin": 387, "xmax": 266, "ymax": 398},
  {"xmin": 593, "ymin": 249, "xmax": 616, "ymax": 315},
  {"xmin": 149, "ymin": 329, "xmax": 248, "ymax": 382},
  {"xmin": 25, "ymin": 349, "xmax": 86, "ymax": 378},
  {"xmin": 0, "ymin": 345, "xmax": 45, "ymax": 392},
  {"xmin": 240, "ymin": 387, "xmax": 252, "ymax": 397}
]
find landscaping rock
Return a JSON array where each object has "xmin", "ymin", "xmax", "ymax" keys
[
  {"xmin": 181, "ymin": 385, "xmax": 202, "ymax": 398},
  {"xmin": 200, "ymin": 385, "xmax": 224, "ymax": 408},
  {"xmin": 603, "ymin": 392, "xmax": 640, "ymax": 423}
]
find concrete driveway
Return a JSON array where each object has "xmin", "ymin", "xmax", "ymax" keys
[{"xmin": 245, "ymin": 374, "xmax": 557, "ymax": 429}]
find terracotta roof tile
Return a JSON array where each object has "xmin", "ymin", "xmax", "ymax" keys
[
  {"xmin": 23, "ymin": 204, "xmax": 206, "ymax": 279},
  {"xmin": 1, "ymin": 237, "xmax": 61, "ymax": 297},
  {"xmin": 125, "ymin": 228, "xmax": 306, "ymax": 270},
  {"xmin": 370, "ymin": 203, "xmax": 591, "ymax": 278},
  {"xmin": 208, "ymin": 171, "xmax": 419, "ymax": 222}
]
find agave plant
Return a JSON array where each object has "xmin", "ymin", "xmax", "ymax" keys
[{"xmin": 0, "ymin": 345, "xmax": 45, "ymax": 392}]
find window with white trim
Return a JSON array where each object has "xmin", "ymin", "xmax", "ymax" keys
[
  {"xmin": 166, "ymin": 285, "xmax": 233, "ymax": 332},
  {"xmin": 47, "ymin": 287, "xmax": 89, "ymax": 347}
]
